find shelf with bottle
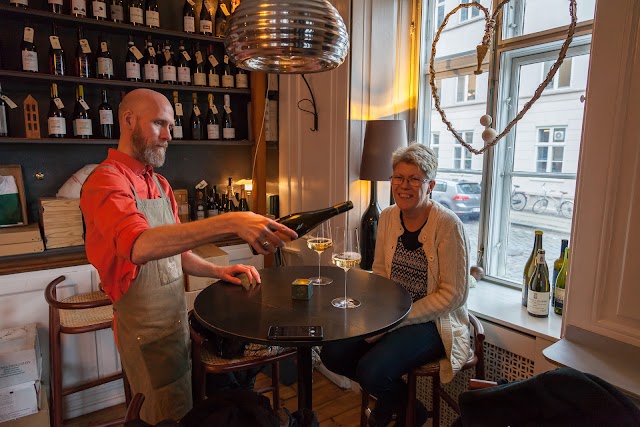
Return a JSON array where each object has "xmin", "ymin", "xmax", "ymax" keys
[
  {"xmin": 0, "ymin": 3, "xmax": 228, "ymax": 44},
  {"xmin": 0, "ymin": 137, "xmax": 252, "ymax": 146},
  {"xmin": 0, "ymin": 69, "xmax": 250, "ymax": 95}
]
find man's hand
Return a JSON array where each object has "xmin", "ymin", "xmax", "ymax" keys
[
  {"xmin": 216, "ymin": 264, "xmax": 261, "ymax": 290},
  {"xmin": 231, "ymin": 212, "xmax": 298, "ymax": 255}
]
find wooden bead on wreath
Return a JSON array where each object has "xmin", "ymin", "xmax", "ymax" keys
[{"xmin": 430, "ymin": 0, "xmax": 578, "ymax": 155}]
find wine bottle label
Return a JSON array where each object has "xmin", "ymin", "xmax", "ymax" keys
[
  {"xmin": 222, "ymin": 75, "xmax": 234, "ymax": 88},
  {"xmin": 224, "ymin": 55, "xmax": 229, "ymax": 64},
  {"xmin": 49, "ymin": 0, "xmax": 64, "ymax": 4},
  {"xmin": 21, "ymin": 51, "xmax": 38, "ymax": 72},
  {"xmin": 48, "ymin": 117, "xmax": 66, "ymax": 135},
  {"xmin": 184, "ymin": 16, "xmax": 195, "ymax": 33},
  {"xmin": 554, "ymin": 287, "xmax": 565, "ymax": 305},
  {"xmin": 224, "ymin": 105, "xmax": 232, "ymax": 114},
  {"xmin": 54, "ymin": 98, "xmax": 65, "ymax": 109},
  {"xmin": 146, "ymin": 10, "xmax": 160, "ymax": 27},
  {"xmin": 73, "ymin": 118, "xmax": 93, "ymax": 136},
  {"xmin": 175, "ymin": 103, "xmax": 183, "ymax": 116},
  {"xmin": 111, "ymin": 4, "xmax": 124, "ymax": 20},
  {"xmin": 172, "ymin": 125, "xmax": 183, "ymax": 138},
  {"xmin": 130, "ymin": 7, "xmax": 143, "ymax": 24},
  {"xmin": 79, "ymin": 99, "xmax": 90, "ymax": 110},
  {"xmin": 98, "ymin": 57, "xmax": 114, "ymax": 76},
  {"xmin": 126, "ymin": 62, "xmax": 141, "ymax": 79},
  {"xmin": 208, "ymin": 55, "xmax": 219, "ymax": 67},
  {"xmin": 100, "ymin": 42, "xmax": 108, "ymax": 53},
  {"xmin": 207, "ymin": 209, "xmax": 218, "ymax": 217},
  {"xmin": 148, "ymin": 46, "xmax": 156, "ymax": 57},
  {"xmin": 193, "ymin": 105, "xmax": 201, "ymax": 116},
  {"xmin": 164, "ymin": 50, "xmax": 172, "ymax": 62},
  {"xmin": 0, "ymin": 95, "xmax": 18, "ymax": 109},
  {"xmin": 219, "ymin": 3, "xmax": 230, "ymax": 16},
  {"xmin": 80, "ymin": 39, "xmax": 92, "ymax": 54},
  {"xmin": 178, "ymin": 67, "xmax": 191, "ymax": 83},
  {"xmin": 144, "ymin": 63, "xmax": 159, "ymax": 81},
  {"xmin": 0, "ymin": 106, "xmax": 7, "ymax": 135},
  {"xmin": 222, "ymin": 127, "xmax": 235, "ymax": 139},
  {"xmin": 194, "ymin": 72, "xmax": 207, "ymax": 86},
  {"xmin": 527, "ymin": 290, "xmax": 550, "ymax": 316},
  {"xmin": 162, "ymin": 65, "xmax": 177, "ymax": 82},
  {"xmin": 208, "ymin": 73, "xmax": 220, "ymax": 87},
  {"xmin": 12, "ymin": 0, "xmax": 28, "ymax": 4},
  {"xmin": 207, "ymin": 124, "xmax": 220, "ymax": 139},
  {"xmin": 182, "ymin": 51, "xmax": 191, "ymax": 61},
  {"xmin": 236, "ymin": 73, "xmax": 248, "ymax": 88},
  {"xmin": 200, "ymin": 20, "xmax": 213, "ymax": 33},
  {"xmin": 93, "ymin": 1, "xmax": 107, "ymax": 18},
  {"xmin": 211, "ymin": 105, "xmax": 219, "ymax": 114},
  {"xmin": 99, "ymin": 109, "xmax": 114, "ymax": 125},
  {"xmin": 195, "ymin": 51, "xmax": 203, "ymax": 64},
  {"xmin": 50, "ymin": 36, "xmax": 62, "ymax": 50},
  {"xmin": 129, "ymin": 46, "xmax": 144, "ymax": 60},
  {"xmin": 187, "ymin": 0, "xmax": 195, "ymax": 5},
  {"xmin": 23, "ymin": 27, "xmax": 34, "ymax": 44},
  {"xmin": 72, "ymin": 0, "xmax": 87, "ymax": 15}
]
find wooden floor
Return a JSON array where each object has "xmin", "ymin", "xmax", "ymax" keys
[{"xmin": 64, "ymin": 370, "xmax": 363, "ymax": 427}]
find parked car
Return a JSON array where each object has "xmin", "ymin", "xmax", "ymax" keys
[{"xmin": 431, "ymin": 179, "xmax": 481, "ymax": 220}]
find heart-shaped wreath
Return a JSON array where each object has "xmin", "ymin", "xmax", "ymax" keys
[{"xmin": 430, "ymin": 0, "xmax": 578, "ymax": 155}]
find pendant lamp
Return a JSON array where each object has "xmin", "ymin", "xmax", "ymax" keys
[{"xmin": 225, "ymin": 0, "xmax": 349, "ymax": 74}]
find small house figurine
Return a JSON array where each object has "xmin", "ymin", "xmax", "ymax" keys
[{"xmin": 23, "ymin": 95, "xmax": 40, "ymax": 139}]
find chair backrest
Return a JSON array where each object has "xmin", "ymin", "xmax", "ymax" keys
[
  {"xmin": 468, "ymin": 313, "xmax": 485, "ymax": 380},
  {"xmin": 44, "ymin": 275, "xmax": 111, "ymax": 310}
]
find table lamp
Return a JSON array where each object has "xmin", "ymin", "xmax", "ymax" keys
[{"xmin": 359, "ymin": 120, "xmax": 408, "ymax": 270}]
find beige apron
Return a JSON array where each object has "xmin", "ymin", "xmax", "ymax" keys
[{"xmin": 113, "ymin": 174, "xmax": 192, "ymax": 424}]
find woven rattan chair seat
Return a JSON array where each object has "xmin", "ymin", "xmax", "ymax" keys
[
  {"xmin": 200, "ymin": 346, "xmax": 295, "ymax": 367},
  {"xmin": 59, "ymin": 291, "xmax": 113, "ymax": 329}
]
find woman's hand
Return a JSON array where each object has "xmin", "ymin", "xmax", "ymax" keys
[{"xmin": 215, "ymin": 264, "xmax": 261, "ymax": 290}]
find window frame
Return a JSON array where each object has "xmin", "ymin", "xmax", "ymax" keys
[
  {"xmin": 535, "ymin": 126, "xmax": 566, "ymax": 173},
  {"xmin": 456, "ymin": 74, "xmax": 477, "ymax": 103}
]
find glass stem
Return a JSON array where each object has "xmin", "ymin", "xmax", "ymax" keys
[
  {"xmin": 318, "ymin": 252, "xmax": 321, "ymax": 280},
  {"xmin": 344, "ymin": 270, "xmax": 347, "ymax": 305}
]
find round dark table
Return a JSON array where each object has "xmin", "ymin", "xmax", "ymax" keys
[{"xmin": 193, "ymin": 265, "xmax": 412, "ymax": 410}]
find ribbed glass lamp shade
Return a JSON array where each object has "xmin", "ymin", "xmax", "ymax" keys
[{"xmin": 225, "ymin": 0, "xmax": 349, "ymax": 74}]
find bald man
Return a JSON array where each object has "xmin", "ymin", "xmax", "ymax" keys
[{"xmin": 80, "ymin": 89, "xmax": 297, "ymax": 423}]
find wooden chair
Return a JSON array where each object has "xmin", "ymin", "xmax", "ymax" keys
[
  {"xmin": 45, "ymin": 275, "xmax": 131, "ymax": 427},
  {"xmin": 360, "ymin": 313, "xmax": 485, "ymax": 427},
  {"xmin": 189, "ymin": 313, "xmax": 296, "ymax": 410}
]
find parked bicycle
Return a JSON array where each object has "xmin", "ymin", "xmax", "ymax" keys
[
  {"xmin": 510, "ymin": 185, "xmax": 528, "ymax": 211},
  {"xmin": 532, "ymin": 183, "xmax": 574, "ymax": 219}
]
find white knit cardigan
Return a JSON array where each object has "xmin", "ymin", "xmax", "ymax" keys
[{"xmin": 372, "ymin": 201, "xmax": 471, "ymax": 383}]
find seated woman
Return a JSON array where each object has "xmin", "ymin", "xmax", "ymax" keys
[{"xmin": 321, "ymin": 144, "xmax": 472, "ymax": 427}]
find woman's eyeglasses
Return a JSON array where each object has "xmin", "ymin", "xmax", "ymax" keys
[{"xmin": 389, "ymin": 176, "xmax": 429, "ymax": 187}]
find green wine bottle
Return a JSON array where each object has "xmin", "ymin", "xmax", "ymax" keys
[
  {"xmin": 527, "ymin": 249, "xmax": 550, "ymax": 318},
  {"xmin": 552, "ymin": 239, "xmax": 569, "ymax": 308},
  {"xmin": 522, "ymin": 230, "xmax": 543, "ymax": 306},
  {"xmin": 554, "ymin": 247, "xmax": 569, "ymax": 315}
]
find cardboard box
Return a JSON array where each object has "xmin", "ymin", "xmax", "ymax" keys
[
  {"xmin": 39, "ymin": 198, "xmax": 84, "ymax": 249},
  {"xmin": 174, "ymin": 189, "xmax": 189, "ymax": 224},
  {"xmin": 0, "ymin": 381, "xmax": 41, "ymax": 422},
  {"xmin": 184, "ymin": 290, "xmax": 203, "ymax": 312},
  {"xmin": 0, "ymin": 224, "xmax": 44, "ymax": 257},
  {"xmin": 2, "ymin": 386, "xmax": 49, "ymax": 427},
  {"xmin": 186, "ymin": 244, "xmax": 230, "ymax": 292},
  {"xmin": 0, "ymin": 324, "xmax": 42, "ymax": 390}
]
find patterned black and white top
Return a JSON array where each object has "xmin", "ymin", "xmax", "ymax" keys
[{"xmin": 390, "ymin": 216, "xmax": 428, "ymax": 302}]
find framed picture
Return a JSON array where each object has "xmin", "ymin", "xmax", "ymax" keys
[{"xmin": 0, "ymin": 165, "xmax": 28, "ymax": 227}]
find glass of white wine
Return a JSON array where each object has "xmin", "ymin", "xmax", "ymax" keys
[
  {"xmin": 307, "ymin": 222, "xmax": 333, "ymax": 285},
  {"xmin": 331, "ymin": 227, "xmax": 362, "ymax": 309}
]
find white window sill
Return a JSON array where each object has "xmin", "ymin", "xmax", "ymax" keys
[{"xmin": 467, "ymin": 280, "xmax": 562, "ymax": 341}]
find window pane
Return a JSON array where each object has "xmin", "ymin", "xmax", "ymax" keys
[
  {"xmin": 461, "ymin": 6, "xmax": 468, "ymax": 22},
  {"xmin": 502, "ymin": 0, "xmax": 595, "ymax": 40},
  {"xmin": 538, "ymin": 128, "xmax": 550, "ymax": 142},
  {"xmin": 467, "ymin": 75, "xmax": 476, "ymax": 100},
  {"xmin": 558, "ymin": 57, "xmax": 572, "ymax": 88},
  {"xmin": 553, "ymin": 128, "xmax": 565, "ymax": 142},
  {"xmin": 456, "ymin": 76, "xmax": 465, "ymax": 102}
]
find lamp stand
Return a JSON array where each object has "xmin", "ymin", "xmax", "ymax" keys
[{"xmin": 360, "ymin": 180, "xmax": 380, "ymax": 271}]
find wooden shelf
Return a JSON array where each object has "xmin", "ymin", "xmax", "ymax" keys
[
  {"xmin": 0, "ymin": 137, "xmax": 253, "ymax": 146},
  {"xmin": 0, "ymin": 4, "xmax": 226, "ymax": 44},
  {"xmin": 0, "ymin": 70, "xmax": 251, "ymax": 95}
]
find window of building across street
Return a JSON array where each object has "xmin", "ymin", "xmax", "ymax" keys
[{"xmin": 418, "ymin": 0, "xmax": 595, "ymax": 286}]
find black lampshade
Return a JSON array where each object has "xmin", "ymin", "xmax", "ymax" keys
[{"xmin": 360, "ymin": 120, "xmax": 409, "ymax": 182}]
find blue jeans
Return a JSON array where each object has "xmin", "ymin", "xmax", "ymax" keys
[{"xmin": 320, "ymin": 322, "xmax": 445, "ymax": 405}]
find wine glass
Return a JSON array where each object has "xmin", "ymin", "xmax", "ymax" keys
[
  {"xmin": 331, "ymin": 227, "xmax": 362, "ymax": 309},
  {"xmin": 307, "ymin": 222, "xmax": 333, "ymax": 285}
]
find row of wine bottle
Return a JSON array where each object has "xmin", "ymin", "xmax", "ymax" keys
[
  {"xmin": 195, "ymin": 179, "xmax": 250, "ymax": 220},
  {"xmin": 10, "ymin": 0, "xmax": 237, "ymax": 37},
  {"xmin": 522, "ymin": 231, "xmax": 570, "ymax": 317},
  {"xmin": 20, "ymin": 25, "xmax": 247, "ymax": 88},
  {"xmin": 41, "ymin": 83, "xmax": 235, "ymax": 140}
]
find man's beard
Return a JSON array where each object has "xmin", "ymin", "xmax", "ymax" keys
[{"xmin": 131, "ymin": 124, "xmax": 167, "ymax": 168}]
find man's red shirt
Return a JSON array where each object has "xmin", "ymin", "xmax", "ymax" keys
[{"xmin": 80, "ymin": 149, "xmax": 181, "ymax": 303}]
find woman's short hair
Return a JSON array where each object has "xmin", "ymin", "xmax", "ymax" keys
[{"xmin": 392, "ymin": 144, "xmax": 438, "ymax": 180}]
